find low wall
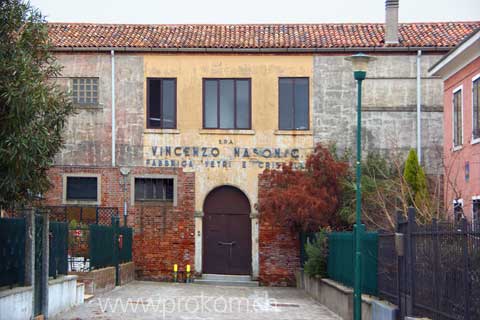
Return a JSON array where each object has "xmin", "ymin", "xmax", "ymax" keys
[
  {"xmin": 119, "ymin": 262, "xmax": 135, "ymax": 286},
  {"xmin": 71, "ymin": 266, "xmax": 116, "ymax": 295},
  {"xmin": 0, "ymin": 286, "xmax": 33, "ymax": 320},
  {"xmin": 0, "ymin": 275, "xmax": 84, "ymax": 320},
  {"xmin": 70, "ymin": 262, "xmax": 135, "ymax": 295},
  {"xmin": 48, "ymin": 275, "xmax": 82, "ymax": 317},
  {"xmin": 296, "ymin": 270, "xmax": 397, "ymax": 320}
]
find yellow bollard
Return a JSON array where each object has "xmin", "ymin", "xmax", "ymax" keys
[
  {"xmin": 186, "ymin": 264, "xmax": 191, "ymax": 283},
  {"xmin": 173, "ymin": 264, "xmax": 178, "ymax": 282}
]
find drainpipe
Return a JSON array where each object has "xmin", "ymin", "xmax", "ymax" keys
[
  {"xmin": 417, "ymin": 50, "xmax": 422, "ymax": 163},
  {"xmin": 111, "ymin": 50, "xmax": 116, "ymax": 167}
]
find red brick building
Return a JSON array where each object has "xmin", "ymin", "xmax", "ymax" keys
[{"xmin": 429, "ymin": 30, "xmax": 480, "ymax": 226}]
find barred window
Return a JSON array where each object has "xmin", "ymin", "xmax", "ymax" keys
[
  {"xmin": 134, "ymin": 178, "xmax": 174, "ymax": 202},
  {"xmin": 453, "ymin": 88, "xmax": 462, "ymax": 147},
  {"xmin": 72, "ymin": 78, "xmax": 99, "ymax": 105}
]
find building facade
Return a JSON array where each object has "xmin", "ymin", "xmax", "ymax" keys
[
  {"xmin": 42, "ymin": 17, "xmax": 479, "ymax": 285},
  {"xmin": 429, "ymin": 30, "xmax": 480, "ymax": 226}
]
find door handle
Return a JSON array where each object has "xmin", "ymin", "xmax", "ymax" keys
[{"xmin": 218, "ymin": 241, "xmax": 236, "ymax": 246}]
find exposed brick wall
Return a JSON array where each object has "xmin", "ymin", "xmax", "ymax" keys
[
  {"xmin": 258, "ymin": 175, "xmax": 300, "ymax": 287},
  {"xmin": 44, "ymin": 166, "xmax": 196, "ymax": 281},
  {"xmin": 71, "ymin": 266, "xmax": 116, "ymax": 295}
]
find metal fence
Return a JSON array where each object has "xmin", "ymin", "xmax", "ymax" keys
[
  {"xmin": 0, "ymin": 217, "xmax": 26, "ymax": 287},
  {"xmin": 327, "ymin": 230, "xmax": 378, "ymax": 296},
  {"xmin": 377, "ymin": 208, "xmax": 480, "ymax": 320},
  {"xmin": 46, "ymin": 206, "xmax": 119, "ymax": 225}
]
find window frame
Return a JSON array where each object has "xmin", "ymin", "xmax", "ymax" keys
[
  {"xmin": 472, "ymin": 74, "xmax": 480, "ymax": 144},
  {"xmin": 146, "ymin": 78, "xmax": 178, "ymax": 129},
  {"xmin": 278, "ymin": 77, "xmax": 310, "ymax": 131},
  {"xmin": 473, "ymin": 196, "xmax": 480, "ymax": 232},
  {"xmin": 202, "ymin": 78, "xmax": 252, "ymax": 130},
  {"xmin": 71, "ymin": 77, "xmax": 100, "ymax": 107},
  {"xmin": 131, "ymin": 174, "xmax": 178, "ymax": 206},
  {"xmin": 452, "ymin": 85, "xmax": 463, "ymax": 149},
  {"xmin": 62, "ymin": 173, "xmax": 101, "ymax": 205}
]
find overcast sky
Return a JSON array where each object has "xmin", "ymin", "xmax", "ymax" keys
[{"xmin": 30, "ymin": 0, "xmax": 479, "ymax": 24}]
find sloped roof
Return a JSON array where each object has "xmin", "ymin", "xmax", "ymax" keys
[{"xmin": 48, "ymin": 22, "xmax": 480, "ymax": 51}]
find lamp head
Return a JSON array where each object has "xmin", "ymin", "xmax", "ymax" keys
[
  {"xmin": 120, "ymin": 167, "xmax": 131, "ymax": 176},
  {"xmin": 345, "ymin": 53, "xmax": 376, "ymax": 80}
]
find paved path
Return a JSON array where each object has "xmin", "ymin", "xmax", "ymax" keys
[{"xmin": 53, "ymin": 281, "xmax": 341, "ymax": 320}]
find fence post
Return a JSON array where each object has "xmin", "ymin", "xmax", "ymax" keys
[
  {"xmin": 41, "ymin": 209, "xmax": 49, "ymax": 318},
  {"xmin": 95, "ymin": 207, "xmax": 99, "ymax": 225},
  {"xmin": 24, "ymin": 209, "xmax": 35, "ymax": 315},
  {"xmin": 406, "ymin": 207, "xmax": 416, "ymax": 317},
  {"xmin": 395, "ymin": 210, "xmax": 402, "ymax": 311},
  {"xmin": 461, "ymin": 218, "xmax": 470, "ymax": 320},
  {"xmin": 432, "ymin": 218, "xmax": 440, "ymax": 316}
]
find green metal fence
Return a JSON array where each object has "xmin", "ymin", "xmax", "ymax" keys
[
  {"xmin": 119, "ymin": 226, "xmax": 133, "ymax": 263},
  {"xmin": 89, "ymin": 224, "xmax": 115, "ymax": 269},
  {"xmin": 49, "ymin": 221, "xmax": 68, "ymax": 277},
  {"xmin": 0, "ymin": 217, "xmax": 26, "ymax": 287},
  {"xmin": 327, "ymin": 231, "xmax": 378, "ymax": 296}
]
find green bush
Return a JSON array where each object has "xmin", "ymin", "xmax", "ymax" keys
[{"xmin": 304, "ymin": 229, "xmax": 328, "ymax": 277}]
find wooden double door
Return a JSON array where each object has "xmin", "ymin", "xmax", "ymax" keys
[{"xmin": 202, "ymin": 186, "xmax": 252, "ymax": 275}]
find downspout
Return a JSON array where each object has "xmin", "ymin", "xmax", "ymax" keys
[
  {"xmin": 111, "ymin": 50, "xmax": 116, "ymax": 167},
  {"xmin": 417, "ymin": 50, "xmax": 422, "ymax": 164}
]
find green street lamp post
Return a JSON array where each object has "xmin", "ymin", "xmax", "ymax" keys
[{"xmin": 344, "ymin": 53, "xmax": 376, "ymax": 320}]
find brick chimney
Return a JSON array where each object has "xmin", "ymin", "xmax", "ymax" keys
[{"xmin": 385, "ymin": 0, "xmax": 399, "ymax": 44}]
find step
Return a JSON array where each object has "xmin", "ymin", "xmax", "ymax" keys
[
  {"xmin": 201, "ymin": 274, "xmax": 252, "ymax": 282},
  {"xmin": 194, "ymin": 274, "xmax": 259, "ymax": 287}
]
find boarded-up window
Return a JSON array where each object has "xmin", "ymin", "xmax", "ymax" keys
[
  {"xmin": 203, "ymin": 79, "xmax": 251, "ymax": 129},
  {"xmin": 135, "ymin": 178, "xmax": 174, "ymax": 202},
  {"xmin": 279, "ymin": 78, "xmax": 309, "ymax": 130},
  {"xmin": 66, "ymin": 177, "xmax": 98, "ymax": 201},
  {"xmin": 453, "ymin": 89, "xmax": 462, "ymax": 147},
  {"xmin": 72, "ymin": 78, "xmax": 99, "ymax": 105},
  {"xmin": 147, "ymin": 78, "xmax": 177, "ymax": 129}
]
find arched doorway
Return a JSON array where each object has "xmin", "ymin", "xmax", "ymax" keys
[{"xmin": 203, "ymin": 186, "xmax": 252, "ymax": 275}]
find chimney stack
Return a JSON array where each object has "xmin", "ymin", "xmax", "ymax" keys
[{"xmin": 385, "ymin": 0, "xmax": 399, "ymax": 44}]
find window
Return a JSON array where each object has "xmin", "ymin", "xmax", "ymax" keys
[
  {"xmin": 279, "ymin": 78, "xmax": 309, "ymax": 130},
  {"xmin": 135, "ymin": 178, "xmax": 174, "ymax": 202},
  {"xmin": 66, "ymin": 177, "xmax": 98, "ymax": 201},
  {"xmin": 72, "ymin": 78, "xmax": 99, "ymax": 105},
  {"xmin": 454, "ymin": 199, "xmax": 464, "ymax": 222},
  {"xmin": 473, "ymin": 199, "xmax": 480, "ymax": 231},
  {"xmin": 473, "ymin": 76, "xmax": 480, "ymax": 141},
  {"xmin": 453, "ymin": 88, "xmax": 463, "ymax": 147},
  {"xmin": 203, "ymin": 79, "xmax": 251, "ymax": 129},
  {"xmin": 147, "ymin": 78, "xmax": 177, "ymax": 129}
]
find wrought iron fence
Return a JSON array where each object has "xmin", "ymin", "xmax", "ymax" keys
[{"xmin": 377, "ymin": 208, "xmax": 480, "ymax": 320}]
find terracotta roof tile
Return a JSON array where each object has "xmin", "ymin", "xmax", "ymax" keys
[{"xmin": 47, "ymin": 22, "xmax": 480, "ymax": 50}]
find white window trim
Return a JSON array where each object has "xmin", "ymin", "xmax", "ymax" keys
[
  {"xmin": 63, "ymin": 173, "xmax": 101, "ymax": 205},
  {"xmin": 473, "ymin": 196, "xmax": 480, "ymax": 231},
  {"xmin": 472, "ymin": 74, "xmax": 480, "ymax": 145},
  {"xmin": 131, "ymin": 174, "xmax": 178, "ymax": 207},
  {"xmin": 452, "ymin": 85, "xmax": 464, "ymax": 150}
]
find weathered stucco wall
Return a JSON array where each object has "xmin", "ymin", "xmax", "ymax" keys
[
  {"xmin": 313, "ymin": 54, "xmax": 444, "ymax": 173},
  {"xmin": 142, "ymin": 54, "xmax": 314, "ymax": 212},
  {"xmin": 54, "ymin": 53, "xmax": 144, "ymax": 167}
]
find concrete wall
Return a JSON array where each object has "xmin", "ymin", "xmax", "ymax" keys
[
  {"xmin": 71, "ymin": 266, "xmax": 116, "ymax": 295},
  {"xmin": 296, "ymin": 271, "xmax": 397, "ymax": 320},
  {"xmin": 313, "ymin": 54, "xmax": 444, "ymax": 173},
  {"xmin": 0, "ymin": 276, "xmax": 84, "ymax": 320},
  {"xmin": 119, "ymin": 262, "xmax": 135, "ymax": 285},
  {"xmin": 0, "ymin": 286, "xmax": 32, "ymax": 320}
]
